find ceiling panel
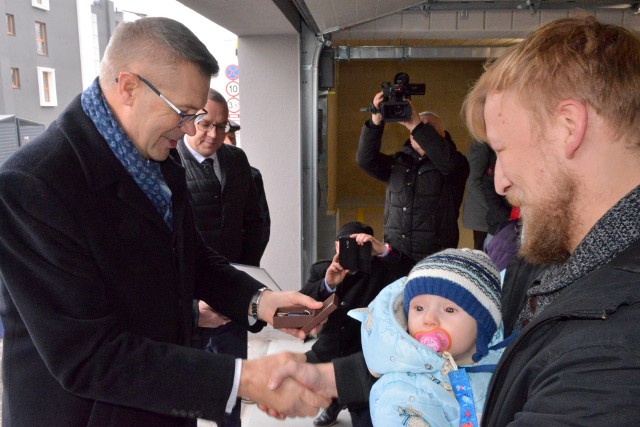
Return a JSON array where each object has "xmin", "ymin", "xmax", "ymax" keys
[
  {"xmin": 178, "ymin": 0, "xmax": 640, "ymax": 43},
  {"xmin": 178, "ymin": 0, "xmax": 298, "ymax": 36},
  {"xmin": 304, "ymin": 0, "xmax": 426, "ymax": 33}
]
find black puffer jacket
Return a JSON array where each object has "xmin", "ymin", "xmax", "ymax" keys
[
  {"xmin": 356, "ymin": 120, "xmax": 461, "ymax": 262},
  {"xmin": 176, "ymin": 140, "xmax": 264, "ymax": 266}
]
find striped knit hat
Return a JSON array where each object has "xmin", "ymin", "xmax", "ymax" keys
[{"xmin": 403, "ymin": 248, "xmax": 501, "ymax": 362}]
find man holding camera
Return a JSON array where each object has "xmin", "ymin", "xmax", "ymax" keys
[
  {"xmin": 301, "ymin": 221, "xmax": 412, "ymax": 427},
  {"xmin": 356, "ymin": 91, "xmax": 463, "ymax": 262}
]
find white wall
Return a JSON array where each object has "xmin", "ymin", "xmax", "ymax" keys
[{"xmin": 238, "ymin": 34, "xmax": 302, "ymax": 292}]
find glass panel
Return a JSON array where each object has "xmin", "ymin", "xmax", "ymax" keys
[
  {"xmin": 11, "ymin": 68, "xmax": 20, "ymax": 89},
  {"xmin": 43, "ymin": 72, "xmax": 50, "ymax": 103},
  {"xmin": 35, "ymin": 22, "xmax": 47, "ymax": 55},
  {"xmin": 6, "ymin": 14, "xmax": 15, "ymax": 35}
]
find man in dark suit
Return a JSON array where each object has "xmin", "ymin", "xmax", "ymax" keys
[
  {"xmin": 176, "ymin": 89, "xmax": 264, "ymax": 427},
  {"xmin": 301, "ymin": 221, "xmax": 412, "ymax": 427},
  {"xmin": 0, "ymin": 17, "xmax": 326, "ymax": 427}
]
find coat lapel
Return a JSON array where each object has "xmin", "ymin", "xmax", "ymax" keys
[{"xmin": 59, "ymin": 96, "xmax": 171, "ymax": 234}]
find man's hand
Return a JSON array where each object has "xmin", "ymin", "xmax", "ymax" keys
[
  {"xmin": 371, "ymin": 91, "xmax": 384, "ymax": 125},
  {"xmin": 266, "ymin": 360, "xmax": 339, "ymax": 413},
  {"xmin": 325, "ymin": 253, "xmax": 349, "ymax": 288},
  {"xmin": 258, "ymin": 290, "xmax": 324, "ymax": 339},
  {"xmin": 198, "ymin": 300, "xmax": 230, "ymax": 328},
  {"xmin": 399, "ymin": 98, "xmax": 421, "ymax": 132},
  {"xmin": 349, "ymin": 233, "xmax": 386, "ymax": 256},
  {"xmin": 239, "ymin": 352, "xmax": 330, "ymax": 419}
]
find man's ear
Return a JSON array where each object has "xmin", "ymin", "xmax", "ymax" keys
[
  {"xmin": 116, "ymin": 71, "xmax": 138, "ymax": 107},
  {"xmin": 557, "ymin": 99, "xmax": 587, "ymax": 159}
]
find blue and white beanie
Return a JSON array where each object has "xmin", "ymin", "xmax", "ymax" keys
[{"xmin": 403, "ymin": 248, "xmax": 501, "ymax": 362}]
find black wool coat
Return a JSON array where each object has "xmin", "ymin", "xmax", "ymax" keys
[{"xmin": 0, "ymin": 96, "xmax": 264, "ymax": 427}]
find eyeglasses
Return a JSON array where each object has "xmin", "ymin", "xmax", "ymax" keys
[
  {"xmin": 135, "ymin": 74, "xmax": 207, "ymax": 128},
  {"xmin": 196, "ymin": 121, "xmax": 231, "ymax": 134}
]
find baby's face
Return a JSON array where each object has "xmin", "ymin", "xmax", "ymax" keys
[{"xmin": 407, "ymin": 294, "xmax": 477, "ymax": 365}]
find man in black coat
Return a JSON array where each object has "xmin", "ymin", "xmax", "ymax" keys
[
  {"xmin": 176, "ymin": 89, "xmax": 264, "ymax": 427},
  {"xmin": 301, "ymin": 222, "xmax": 412, "ymax": 427},
  {"xmin": 356, "ymin": 96, "xmax": 464, "ymax": 263},
  {"xmin": 0, "ymin": 17, "xmax": 326, "ymax": 427}
]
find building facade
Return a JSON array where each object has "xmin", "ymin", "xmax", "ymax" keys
[{"xmin": 1, "ymin": 0, "xmax": 84, "ymax": 127}]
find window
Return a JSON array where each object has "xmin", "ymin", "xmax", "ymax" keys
[
  {"xmin": 32, "ymin": 0, "xmax": 50, "ymax": 11},
  {"xmin": 35, "ymin": 21, "xmax": 47, "ymax": 55},
  {"xmin": 6, "ymin": 14, "xmax": 15, "ymax": 35},
  {"xmin": 37, "ymin": 67, "xmax": 57, "ymax": 106},
  {"xmin": 11, "ymin": 68, "xmax": 20, "ymax": 89}
]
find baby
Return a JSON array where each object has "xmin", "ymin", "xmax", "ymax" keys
[{"xmin": 350, "ymin": 248, "xmax": 503, "ymax": 427}]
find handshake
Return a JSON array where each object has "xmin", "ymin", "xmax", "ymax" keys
[{"xmin": 240, "ymin": 351, "xmax": 339, "ymax": 419}]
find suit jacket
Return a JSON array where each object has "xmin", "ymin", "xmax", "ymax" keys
[
  {"xmin": 176, "ymin": 140, "xmax": 264, "ymax": 266},
  {"xmin": 0, "ymin": 95, "xmax": 264, "ymax": 427}
]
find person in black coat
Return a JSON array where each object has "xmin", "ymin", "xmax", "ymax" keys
[
  {"xmin": 356, "ymin": 96, "xmax": 463, "ymax": 263},
  {"xmin": 301, "ymin": 221, "xmax": 413, "ymax": 427},
  {"xmin": 0, "ymin": 17, "xmax": 326, "ymax": 427}
]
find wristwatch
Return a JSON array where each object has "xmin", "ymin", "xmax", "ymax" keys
[{"xmin": 250, "ymin": 287, "xmax": 270, "ymax": 321}]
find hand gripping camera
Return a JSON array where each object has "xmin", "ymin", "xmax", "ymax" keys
[{"xmin": 363, "ymin": 72, "xmax": 426, "ymax": 122}]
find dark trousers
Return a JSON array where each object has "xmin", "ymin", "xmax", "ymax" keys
[
  {"xmin": 349, "ymin": 407, "xmax": 374, "ymax": 427},
  {"xmin": 202, "ymin": 322, "xmax": 248, "ymax": 427}
]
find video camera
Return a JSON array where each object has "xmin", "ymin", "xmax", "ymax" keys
[{"xmin": 363, "ymin": 72, "xmax": 426, "ymax": 122}]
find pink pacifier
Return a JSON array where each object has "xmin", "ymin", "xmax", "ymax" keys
[{"xmin": 414, "ymin": 328, "xmax": 452, "ymax": 352}]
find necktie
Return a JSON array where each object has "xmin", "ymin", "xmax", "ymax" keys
[{"xmin": 202, "ymin": 158, "xmax": 222, "ymax": 197}]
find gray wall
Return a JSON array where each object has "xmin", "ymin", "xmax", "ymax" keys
[
  {"xmin": 238, "ymin": 34, "xmax": 303, "ymax": 291},
  {"xmin": 1, "ymin": 0, "xmax": 83, "ymax": 126}
]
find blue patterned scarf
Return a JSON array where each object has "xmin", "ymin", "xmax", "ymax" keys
[{"xmin": 81, "ymin": 78, "xmax": 173, "ymax": 229}]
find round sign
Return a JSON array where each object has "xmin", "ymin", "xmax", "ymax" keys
[
  {"xmin": 227, "ymin": 97, "xmax": 240, "ymax": 113},
  {"xmin": 225, "ymin": 65, "xmax": 239, "ymax": 81},
  {"xmin": 226, "ymin": 81, "xmax": 240, "ymax": 97}
]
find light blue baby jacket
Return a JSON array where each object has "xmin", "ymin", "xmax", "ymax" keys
[{"xmin": 348, "ymin": 277, "xmax": 504, "ymax": 427}]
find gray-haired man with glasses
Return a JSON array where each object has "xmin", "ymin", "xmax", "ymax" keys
[
  {"xmin": 0, "ymin": 16, "xmax": 327, "ymax": 427},
  {"xmin": 176, "ymin": 88, "xmax": 266, "ymax": 427}
]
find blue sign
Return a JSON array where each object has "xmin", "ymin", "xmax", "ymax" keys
[{"xmin": 225, "ymin": 64, "xmax": 240, "ymax": 80}]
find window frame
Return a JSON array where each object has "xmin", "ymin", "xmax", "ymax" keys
[
  {"xmin": 10, "ymin": 68, "xmax": 20, "ymax": 89},
  {"xmin": 6, "ymin": 13, "xmax": 15, "ymax": 36},
  {"xmin": 35, "ymin": 21, "xmax": 48, "ymax": 56},
  {"xmin": 36, "ymin": 66, "xmax": 57, "ymax": 107}
]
